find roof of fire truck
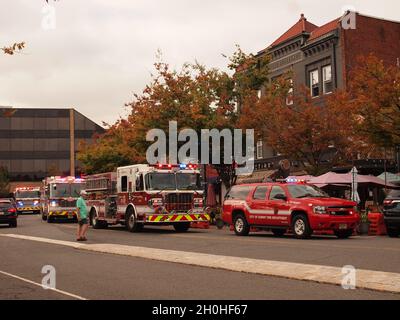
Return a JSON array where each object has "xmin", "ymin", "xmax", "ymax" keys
[
  {"xmin": 44, "ymin": 176, "xmax": 85, "ymax": 184},
  {"xmin": 14, "ymin": 186, "xmax": 41, "ymax": 192},
  {"xmin": 117, "ymin": 163, "xmax": 201, "ymax": 175}
]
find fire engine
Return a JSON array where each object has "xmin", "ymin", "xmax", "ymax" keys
[
  {"xmin": 85, "ymin": 164, "xmax": 210, "ymax": 232},
  {"xmin": 14, "ymin": 187, "xmax": 41, "ymax": 214},
  {"xmin": 41, "ymin": 176, "xmax": 85, "ymax": 223}
]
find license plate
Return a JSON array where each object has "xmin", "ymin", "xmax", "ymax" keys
[{"xmin": 339, "ymin": 224, "xmax": 348, "ymax": 230}]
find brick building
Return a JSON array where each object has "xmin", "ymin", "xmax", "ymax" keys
[{"xmin": 253, "ymin": 12, "xmax": 400, "ymax": 176}]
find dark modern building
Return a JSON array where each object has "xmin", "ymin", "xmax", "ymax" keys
[
  {"xmin": 0, "ymin": 107, "xmax": 104, "ymax": 181},
  {"xmin": 252, "ymin": 12, "xmax": 400, "ymax": 175}
]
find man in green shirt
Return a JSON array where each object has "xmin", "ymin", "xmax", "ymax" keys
[{"xmin": 76, "ymin": 190, "xmax": 89, "ymax": 241}]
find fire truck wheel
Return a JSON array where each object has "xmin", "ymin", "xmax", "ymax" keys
[
  {"xmin": 233, "ymin": 214, "xmax": 250, "ymax": 236},
  {"xmin": 125, "ymin": 208, "xmax": 142, "ymax": 233},
  {"xmin": 334, "ymin": 229, "xmax": 354, "ymax": 239},
  {"xmin": 42, "ymin": 213, "xmax": 47, "ymax": 221},
  {"xmin": 90, "ymin": 210, "xmax": 106, "ymax": 229},
  {"xmin": 173, "ymin": 222, "xmax": 190, "ymax": 232},
  {"xmin": 291, "ymin": 214, "xmax": 312, "ymax": 239},
  {"xmin": 216, "ymin": 218, "xmax": 225, "ymax": 230}
]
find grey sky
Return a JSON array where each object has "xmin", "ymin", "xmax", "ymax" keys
[{"xmin": 1, "ymin": 0, "xmax": 399, "ymax": 127}]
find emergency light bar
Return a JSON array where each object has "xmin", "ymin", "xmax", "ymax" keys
[
  {"xmin": 154, "ymin": 164, "xmax": 199, "ymax": 170},
  {"xmin": 15, "ymin": 187, "xmax": 40, "ymax": 191}
]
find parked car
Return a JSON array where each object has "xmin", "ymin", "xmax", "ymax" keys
[
  {"xmin": 383, "ymin": 189, "xmax": 400, "ymax": 207},
  {"xmin": 383, "ymin": 190, "xmax": 400, "ymax": 238},
  {"xmin": 0, "ymin": 199, "xmax": 18, "ymax": 228},
  {"xmin": 222, "ymin": 182, "xmax": 360, "ymax": 239}
]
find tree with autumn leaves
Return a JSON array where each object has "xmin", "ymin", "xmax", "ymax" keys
[
  {"xmin": 78, "ymin": 49, "xmax": 270, "ymax": 187},
  {"xmin": 349, "ymin": 54, "xmax": 400, "ymax": 149},
  {"xmin": 78, "ymin": 50, "xmax": 399, "ymax": 181}
]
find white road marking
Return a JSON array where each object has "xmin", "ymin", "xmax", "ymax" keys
[
  {"xmin": 0, "ymin": 270, "xmax": 87, "ymax": 300},
  {"xmin": 1, "ymin": 233, "xmax": 400, "ymax": 294}
]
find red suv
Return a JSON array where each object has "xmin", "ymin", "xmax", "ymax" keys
[{"xmin": 222, "ymin": 182, "xmax": 360, "ymax": 239}]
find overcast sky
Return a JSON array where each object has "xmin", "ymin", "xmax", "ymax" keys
[{"xmin": 1, "ymin": 0, "xmax": 399, "ymax": 126}]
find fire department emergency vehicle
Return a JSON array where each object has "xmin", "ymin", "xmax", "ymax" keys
[
  {"xmin": 85, "ymin": 164, "xmax": 210, "ymax": 232},
  {"xmin": 223, "ymin": 180, "xmax": 360, "ymax": 239},
  {"xmin": 41, "ymin": 176, "xmax": 85, "ymax": 223},
  {"xmin": 14, "ymin": 187, "xmax": 42, "ymax": 215}
]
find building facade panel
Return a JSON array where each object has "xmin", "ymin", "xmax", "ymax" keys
[{"xmin": 0, "ymin": 108, "xmax": 104, "ymax": 181}]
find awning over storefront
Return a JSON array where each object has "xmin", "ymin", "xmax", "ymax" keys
[{"xmin": 236, "ymin": 170, "xmax": 278, "ymax": 185}]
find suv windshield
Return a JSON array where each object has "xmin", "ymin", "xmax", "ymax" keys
[
  {"xmin": 287, "ymin": 185, "xmax": 328, "ymax": 198},
  {"xmin": 15, "ymin": 191, "xmax": 40, "ymax": 199},
  {"xmin": 146, "ymin": 173, "xmax": 201, "ymax": 191}
]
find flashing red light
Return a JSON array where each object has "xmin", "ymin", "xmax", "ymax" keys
[
  {"xmin": 158, "ymin": 163, "xmax": 163, "ymax": 169},
  {"xmin": 8, "ymin": 208, "xmax": 17, "ymax": 213},
  {"xmin": 167, "ymin": 164, "xmax": 173, "ymax": 169}
]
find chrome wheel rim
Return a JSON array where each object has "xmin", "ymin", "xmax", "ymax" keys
[
  {"xmin": 235, "ymin": 218, "xmax": 244, "ymax": 233},
  {"xmin": 294, "ymin": 219, "xmax": 305, "ymax": 235},
  {"xmin": 129, "ymin": 214, "xmax": 135, "ymax": 229}
]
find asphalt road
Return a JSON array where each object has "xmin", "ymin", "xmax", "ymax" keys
[{"xmin": 0, "ymin": 215, "xmax": 399, "ymax": 300}]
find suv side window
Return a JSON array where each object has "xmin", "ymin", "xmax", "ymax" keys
[
  {"xmin": 226, "ymin": 186, "xmax": 252, "ymax": 200},
  {"xmin": 269, "ymin": 186, "xmax": 286, "ymax": 200},
  {"xmin": 253, "ymin": 186, "xmax": 268, "ymax": 200}
]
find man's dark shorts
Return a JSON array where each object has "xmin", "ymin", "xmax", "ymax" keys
[{"xmin": 79, "ymin": 218, "xmax": 89, "ymax": 226}]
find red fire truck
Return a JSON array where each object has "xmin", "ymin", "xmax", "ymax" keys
[
  {"xmin": 41, "ymin": 176, "xmax": 85, "ymax": 223},
  {"xmin": 85, "ymin": 164, "xmax": 210, "ymax": 232},
  {"xmin": 14, "ymin": 187, "xmax": 42, "ymax": 214}
]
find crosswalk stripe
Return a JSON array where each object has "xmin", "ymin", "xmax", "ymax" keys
[{"xmin": 0, "ymin": 269, "xmax": 87, "ymax": 300}]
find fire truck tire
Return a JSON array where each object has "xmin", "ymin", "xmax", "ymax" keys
[
  {"xmin": 291, "ymin": 214, "xmax": 312, "ymax": 239},
  {"xmin": 233, "ymin": 214, "xmax": 250, "ymax": 236},
  {"xmin": 173, "ymin": 222, "xmax": 191, "ymax": 232},
  {"xmin": 42, "ymin": 213, "xmax": 47, "ymax": 221},
  {"xmin": 125, "ymin": 208, "xmax": 142, "ymax": 233},
  {"xmin": 216, "ymin": 218, "xmax": 225, "ymax": 230},
  {"xmin": 90, "ymin": 210, "xmax": 106, "ymax": 229},
  {"xmin": 334, "ymin": 229, "xmax": 354, "ymax": 239}
]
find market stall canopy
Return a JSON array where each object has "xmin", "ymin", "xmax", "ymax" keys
[
  {"xmin": 309, "ymin": 172, "xmax": 398, "ymax": 188},
  {"xmin": 308, "ymin": 172, "xmax": 349, "ymax": 185},
  {"xmin": 286, "ymin": 175, "xmax": 315, "ymax": 182},
  {"xmin": 377, "ymin": 172, "xmax": 400, "ymax": 184}
]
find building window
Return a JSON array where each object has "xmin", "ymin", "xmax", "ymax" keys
[
  {"xmin": 256, "ymin": 140, "xmax": 263, "ymax": 159},
  {"xmin": 323, "ymin": 65, "xmax": 333, "ymax": 94},
  {"xmin": 286, "ymin": 79, "xmax": 294, "ymax": 105},
  {"xmin": 309, "ymin": 69, "xmax": 319, "ymax": 97}
]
